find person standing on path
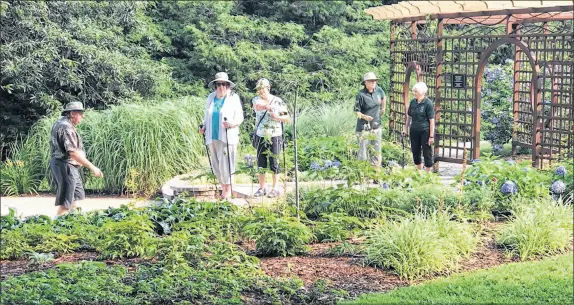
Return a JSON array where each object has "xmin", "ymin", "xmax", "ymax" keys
[
  {"xmin": 402, "ymin": 82, "xmax": 435, "ymax": 172},
  {"xmin": 354, "ymin": 72, "xmax": 387, "ymax": 176},
  {"xmin": 199, "ymin": 72, "xmax": 244, "ymax": 199},
  {"xmin": 49, "ymin": 102, "xmax": 103, "ymax": 216},
  {"xmin": 251, "ymin": 78, "xmax": 291, "ymax": 198}
]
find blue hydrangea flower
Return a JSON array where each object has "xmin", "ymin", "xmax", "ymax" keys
[
  {"xmin": 551, "ymin": 180, "xmax": 566, "ymax": 194},
  {"xmin": 477, "ymin": 180, "xmax": 485, "ymax": 186},
  {"xmin": 332, "ymin": 160, "xmax": 342, "ymax": 168},
  {"xmin": 324, "ymin": 160, "xmax": 333, "ymax": 168},
  {"xmin": 244, "ymin": 155, "xmax": 255, "ymax": 167},
  {"xmin": 505, "ymin": 58, "xmax": 514, "ymax": 64},
  {"xmin": 501, "ymin": 181, "xmax": 518, "ymax": 194},
  {"xmin": 463, "ymin": 180, "xmax": 471, "ymax": 186},
  {"xmin": 381, "ymin": 182, "xmax": 391, "ymax": 190},
  {"xmin": 555, "ymin": 166, "xmax": 567, "ymax": 177},
  {"xmin": 310, "ymin": 162, "xmax": 320, "ymax": 171}
]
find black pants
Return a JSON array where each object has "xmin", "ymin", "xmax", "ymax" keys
[
  {"xmin": 409, "ymin": 128, "xmax": 433, "ymax": 168},
  {"xmin": 255, "ymin": 135, "xmax": 282, "ymax": 174}
]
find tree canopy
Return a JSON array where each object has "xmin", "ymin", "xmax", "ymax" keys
[{"xmin": 1, "ymin": 0, "xmax": 390, "ymax": 158}]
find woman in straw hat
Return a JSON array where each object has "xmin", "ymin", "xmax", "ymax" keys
[{"xmin": 199, "ymin": 72, "xmax": 244, "ymax": 199}]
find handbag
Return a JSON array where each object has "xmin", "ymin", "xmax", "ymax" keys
[{"xmin": 251, "ymin": 97, "xmax": 276, "ymax": 148}]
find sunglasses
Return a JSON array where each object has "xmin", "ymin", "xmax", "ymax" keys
[{"xmin": 216, "ymin": 82, "xmax": 229, "ymax": 87}]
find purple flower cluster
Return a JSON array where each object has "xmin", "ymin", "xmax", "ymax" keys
[
  {"xmin": 555, "ymin": 166, "xmax": 567, "ymax": 177},
  {"xmin": 310, "ymin": 160, "xmax": 341, "ymax": 171},
  {"xmin": 244, "ymin": 155, "xmax": 255, "ymax": 168},
  {"xmin": 501, "ymin": 180, "xmax": 518, "ymax": 194},
  {"xmin": 551, "ymin": 180, "xmax": 566, "ymax": 194}
]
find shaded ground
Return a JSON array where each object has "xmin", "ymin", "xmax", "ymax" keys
[{"xmin": 0, "ymin": 222, "xmax": 546, "ymax": 299}]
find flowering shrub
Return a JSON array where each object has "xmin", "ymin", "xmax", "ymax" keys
[
  {"xmin": 481, "ymin": 62, "xmax": 515, "ymax": 154},
  {"xmin": 501, "ymin": 181, "xmax": 518, "ymax": 195}
]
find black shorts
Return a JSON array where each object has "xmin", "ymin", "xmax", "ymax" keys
[
  {"xmin": 255, "ymin": 135, "xmax": 282, "ymax": 174},
  {"xmin": 50, "ymin": 158, "xmax": 85, "ymax": 209}
]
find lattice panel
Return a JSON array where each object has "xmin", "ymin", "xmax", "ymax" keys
[
  {"xmin": 513, "ymin": 45, "xmax": 535, "ymax": 147},
  {"xmin": 524, "ymin": 30, "xmax": 574, "ymax": 165},
  {"xmin": 388, "ymin": 23, "xmax": 437, "ymax": 143},
  {"xmin": 388, "ymin": 16, "xmax": 573, "ymax": 167}
]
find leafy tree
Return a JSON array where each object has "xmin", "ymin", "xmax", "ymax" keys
[{"xmin": 0, "ymin": 1, "xmax": 175, "ymax": 158}]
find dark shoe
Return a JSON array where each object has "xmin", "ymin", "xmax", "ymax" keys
[{"xmin": 254, "ymin": 188, "xmax": 266, "ymax": 197}]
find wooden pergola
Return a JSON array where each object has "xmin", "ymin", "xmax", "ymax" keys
[{"xmin": 367, "ymin": 1, "xmax": 574, "ymax": 168}]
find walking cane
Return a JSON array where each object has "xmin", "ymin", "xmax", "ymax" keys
[
  {"xmin": 401, "ymin": 133, "xmax": 406, "ymax": 169},
  {"xmin": 281, "ymin": 122, "xmax": 287, "ymax": 195},
  {"xmin": 223, "ymin": 117, "xmax": 233, "ymax": 197},
  {"xmin": 199, "ymin": 124, "xmax": 214, "ymax": 175}
]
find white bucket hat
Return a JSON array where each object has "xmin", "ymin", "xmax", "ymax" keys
[
  {"xmin": 254, "ymin": 78, "xmax": 271, "ymax": 90},
  {"xmin": 208, "ymin": 72, "xmax": 236, "ymax": 89},
  {"xmin": 362, "ymin": 72, "xmax": 379, "ymax": 83}
]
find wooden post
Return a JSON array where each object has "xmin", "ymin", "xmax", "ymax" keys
[{"xmin": 433, "ymin": 19, "xmax": 443, "ymax": 173}]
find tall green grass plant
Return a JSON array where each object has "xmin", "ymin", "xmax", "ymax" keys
[{"xmin": 14, "ymin": 97, "xmax": 205, "ymax": 194}]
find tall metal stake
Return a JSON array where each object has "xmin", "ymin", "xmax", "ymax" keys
[{"xmin": 292, "ymin": 85, "xmax": 300, "ymax": 220}]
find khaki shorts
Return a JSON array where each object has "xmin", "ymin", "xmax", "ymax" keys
[{"xmin": 357, "ymin": 128, "xmax": 382, "ymax": 166}]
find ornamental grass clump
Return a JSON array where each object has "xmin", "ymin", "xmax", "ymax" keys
[
  {"xmin": 496, "ymin": 198, "xmax": 573, "ymax": 260},
  {"xmin": 14, "ymin": 97, "xmax": 205, "ymax": 194},
  {"xmin": 364, "ymin": 212, "xmax": 478, "ymax": 280}
]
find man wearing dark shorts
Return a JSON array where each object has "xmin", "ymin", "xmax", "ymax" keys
[{"xmin": 50, "ymin": 102, "xmax": 103, "ymax": 216}]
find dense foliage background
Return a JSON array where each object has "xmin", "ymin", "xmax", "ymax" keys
[{"xmin": 1, "ymin": 0, "xmax": 393, "ymax": 159}]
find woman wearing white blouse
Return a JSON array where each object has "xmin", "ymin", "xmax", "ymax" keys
[{"xmin": 199, "ymin": 72, "xmax": 244, "ymax": 199}]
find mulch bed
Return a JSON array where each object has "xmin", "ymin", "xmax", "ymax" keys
[{"xmin": 0, "ymin": 223, "xmax": 538, "ymax": 298}]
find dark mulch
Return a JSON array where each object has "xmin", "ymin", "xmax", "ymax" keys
[{"xmin": 0, "ymin": 223, "xmax": 541, "ymax": 298}]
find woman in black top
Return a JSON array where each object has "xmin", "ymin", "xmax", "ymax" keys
[{"xmin": 402, "ymin": 82, "xmax": 435, "ymax": 172}]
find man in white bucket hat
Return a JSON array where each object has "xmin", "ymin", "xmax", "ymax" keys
[{"xmin": 354, "ymin": 72, "xmax": 387, "ymax": 178}]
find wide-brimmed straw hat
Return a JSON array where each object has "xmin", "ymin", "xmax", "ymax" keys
[
  {"xmin": 208, "ymin": 72, "xmax": 236, "ymax": 89},
  {"xmin": 362, "ymin": 72, "xmax": 379, "ymax": 83},
  {"xmin": 62, "ymin": 102, "xmax": 85, "ymax": 113}
]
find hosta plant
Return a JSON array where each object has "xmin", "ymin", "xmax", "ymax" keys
[
  {"xmin": 313, "ymin": 213, "xmax": 364, "ymax": 242},
  {"xmin": 97, "ymin": 214, "xmax": 156, "ymax": 259},
  {"xmin": 243, "ymin": 214, "xmax": 313, "ymax": 257}
]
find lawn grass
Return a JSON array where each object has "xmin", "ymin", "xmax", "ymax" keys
[{"xmin": 341, "ymin": 253, "xmax": 573, "ymax": 305}]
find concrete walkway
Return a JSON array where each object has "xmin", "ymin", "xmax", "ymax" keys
[{"xmin": 0, "ymin": 196, "xmax": 150, "ymax": 218}]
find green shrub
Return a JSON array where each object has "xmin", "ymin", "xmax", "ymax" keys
[
  {"xmin": 365, "ymin": 213, "xmax": 478, "ymax": 280},
  {"xmin": 14, "ymin": 97, "xmax": 205, "ymax": 194},
  {"xmin": 313, "ymin": 212, "xmax": 364, "ymax": 242},
  {"xmin": 244, "ymin": 214, "xmax": 313, "ymax": 257},
  {"xmin": 0, "ymin": 208, "xmax": 23, "ymax": 230},
  {"xmin": 0, "ymin": 229, "xmax": 32, "ymax": 260},
  {"xmin": 496, "ymin": 198, "xmax": 573, "ymax": 260},
  {"xmin": 35, "ymin": 233, "xmax": 80, "ymax": 255},
  {"xmin": 97, "ymin": 214, "xmax": 156, "ymax": 259}
]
